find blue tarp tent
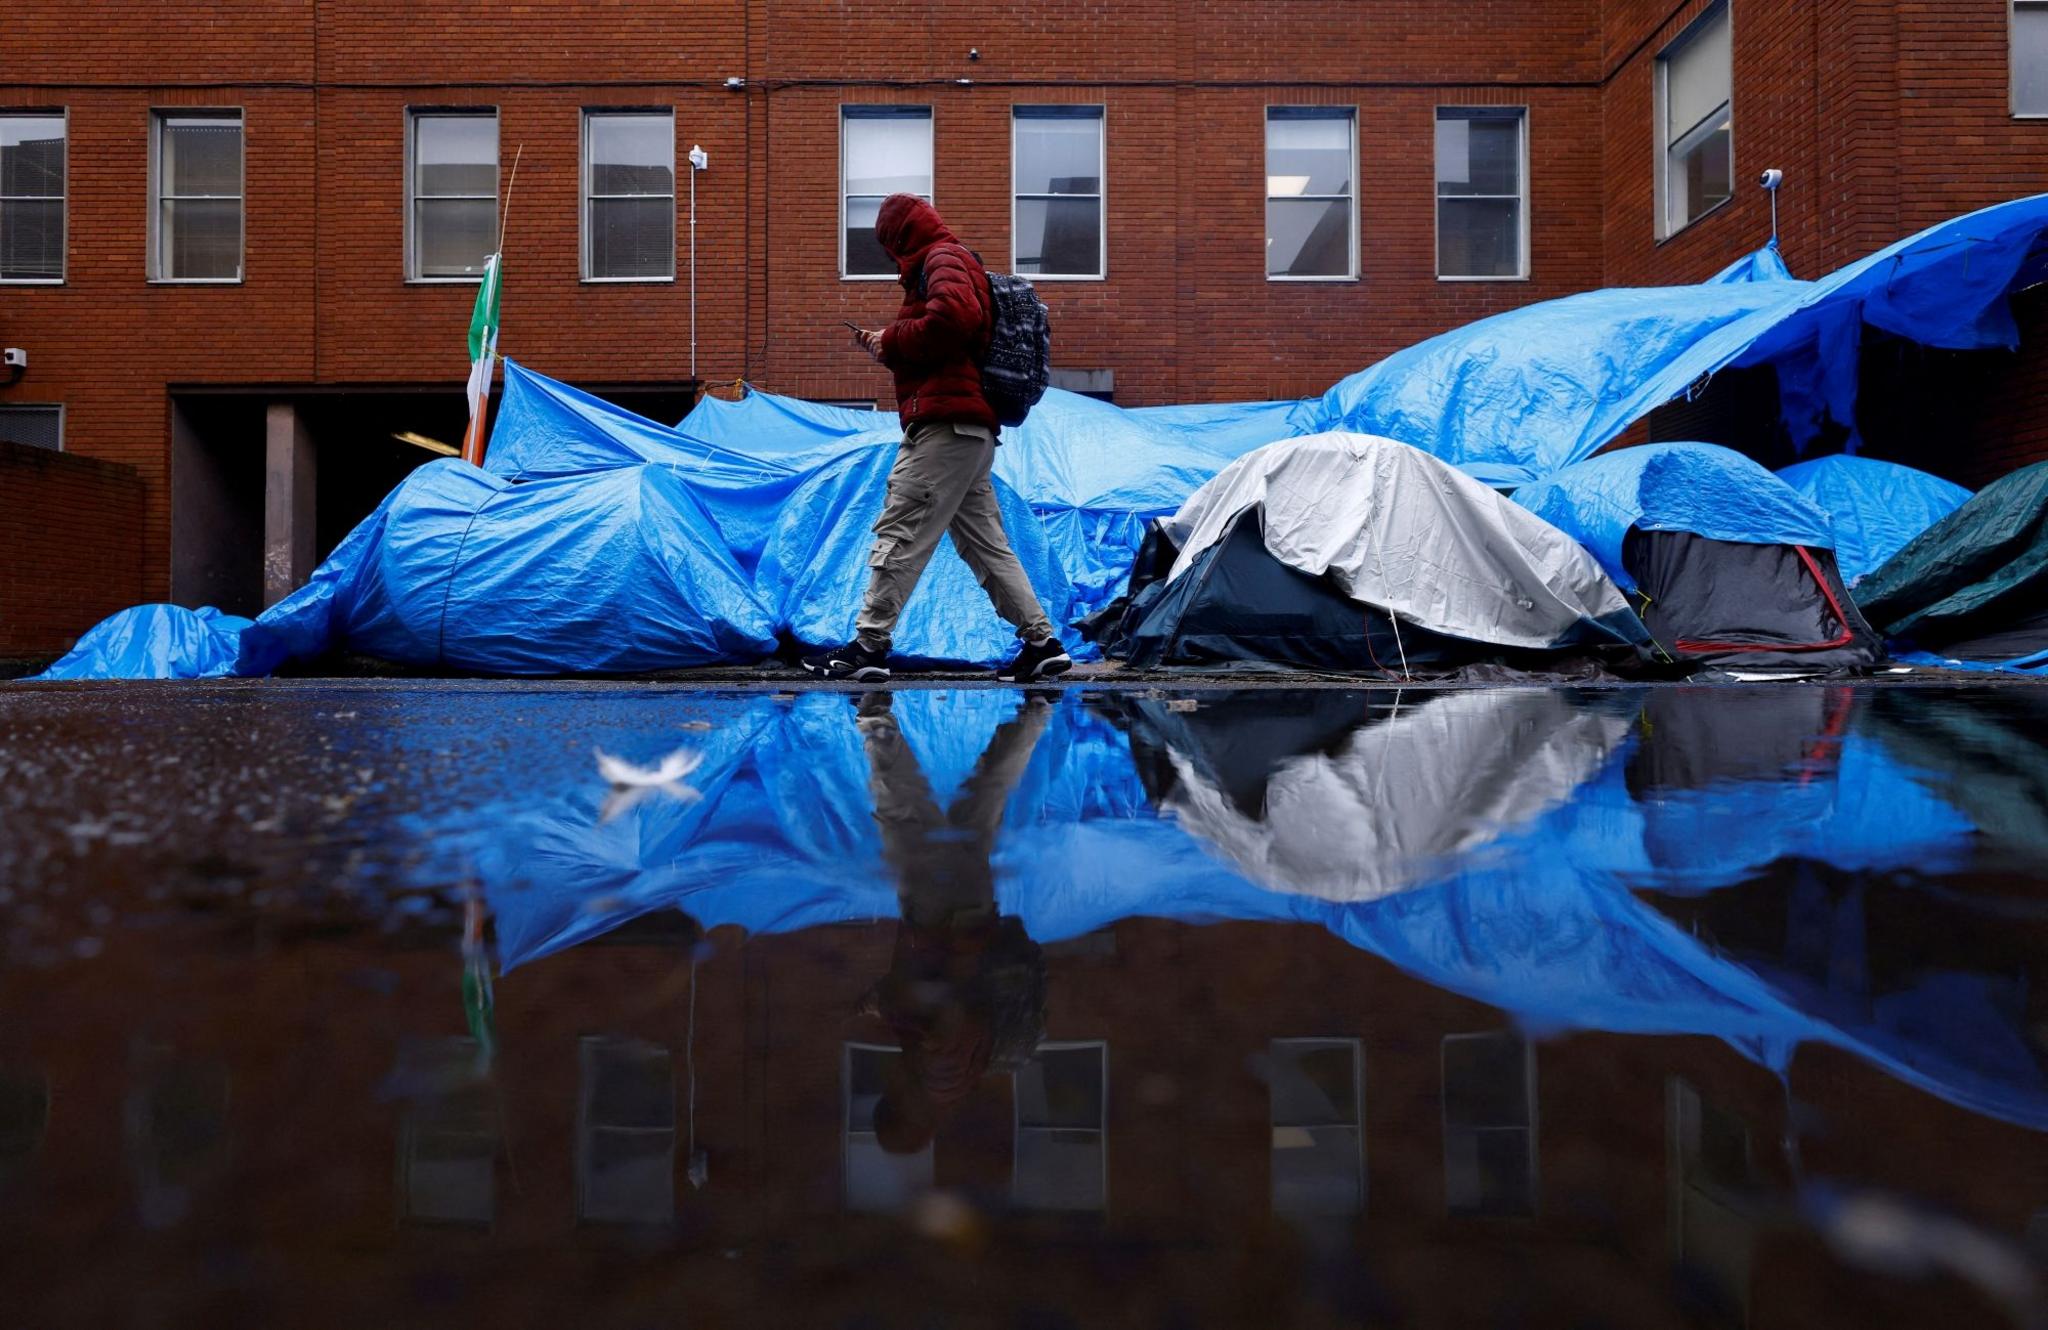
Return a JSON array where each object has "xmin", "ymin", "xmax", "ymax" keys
[
  {"xmin": 1512, "ymin": 443, "xmax": 1836, "ymax": 592},
  {"xmin": 1313, "ymin": 195, "xmax": 2048, "ymax": 485},
  {"xmin": 1776, "ymin": 454, "xmax": 1974, "ymax": 586}
]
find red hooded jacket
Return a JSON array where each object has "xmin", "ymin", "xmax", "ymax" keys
[{"xmin": 873, "ymin": 194, "xmax": 999, "ymax": 434}]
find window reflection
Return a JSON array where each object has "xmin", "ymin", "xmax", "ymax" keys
[
  {"xmin": 1441, "ymin": 1031, "xmax": 1536, "ymax": 1218},
  {"xmin": 577, "ymin": 1035, "xmax": 675, "ymax": 1225},
  {"xmin": 1269, "ymin": 1038, "xmax": 1363, "ymax": 1218},
  {"xmin": 1013, "ymin": 1042, "xmax": 1107, "ymax": 1212},
  {"xmin": 397, "ymin": 1036, "xmax": 497, "ymax": 1228},
  {"xmin": 844, "ymin": 1042, "xmax": 933, "ymax": 1212}
]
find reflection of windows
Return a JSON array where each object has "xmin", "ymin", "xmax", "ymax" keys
[
  {"xmin": 1014, "ymin": 1042, "xmax": 1106, "ymax": 1211},
  {"xmin": 127, "ymin": 1046, "xmax": 232, "ymax": 1230},
  {"xmin": 1668, "ymin": 1078, "xmax": 1756, "ymax": 1327},
  {"xmin": 1012, "ymin": 106, "xmax": 1104, "ymax": 278},
  {"xmin": 407, "ymin": 110, "xmax": 498, "ymax": 281},
  {"xmin": 151, "ymin": 111, "xmax": 243, "ymax": 282},
  {"xmin": 1, "ymin": 111, "xmax": 65, "ymax": 282},
  {"xmin": 1435, "ymin": 107, "xmax": 1527, "ymax": 279},
  {"xmin": 1441, "ymin": 1031, "xmax": 1536, "ymax": 1217},
  {"xmin": 1656, "ymin": 2, "xmax": 1733, "ymax": 237},
  {"xmin": 0, "ymin": 1069, "xmax": 49, "ymax": 1186},
  {"xmin": 397, "ymin": 1037, "xmax": 497, "ymax": 1227},
  {"xmin": 841, "ymin": 106, "xmax": 932, "ymax": 278},
  {"xmin": 1269, "ymin": 1038, "xmax": 1363, "ymax": 1217},
  {"xmin": 577, "ymin": 1035, "xmax": 675, "ymax": 1225},
  {"xmin": 2017, "ymin": 2, "xmax": 2048, "ymax": 116},
  {"xmin": 1265, "ymin": 107, "xmax": 1355, "ymax": 280},
  {"xmin": 582, "ymin": 109, "xmax": 674, "ymax": 281},
  {"xmin": 844, "ymin": 1043, "xmax": 933, "ymax": 1211}
]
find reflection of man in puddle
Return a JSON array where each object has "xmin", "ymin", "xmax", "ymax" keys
[{"xmin": 855, "ymin": 692, "xmax": 1050, "ymax": 1155}]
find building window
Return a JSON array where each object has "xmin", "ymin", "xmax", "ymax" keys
[
  {"xmin": 1657, "ymin": 3, "xmax": 1733, "ymax": 237},
  {"xmin": 0, "ymin": 112, "xmax": 65, "ymax": 282},
  {"xmin": 1269, "ymin": 1038, "xmax": 1364, "ymax": 1218},
  {"xmin": 1012, "ymin": 106, "xmax": 1103, "ymax": 279},
  {"xmin": 576, "ymin": 1035, "xmax": 675, "ymax": 1225},
  {"xmin": 1441, "ymin": 1031, "xmax": 1537, "ymax": 1217},
  {"xmin": 843, "ymin": 1043, "xmax": 933, "ymax": 1212},
  {"xmin": 582, "ymin": 109, "xmax": 674, "ymax": 281},
  {"xmin": 151, "ymin": 111, "xmax": 243, "ymax": 282},
  {"xmin": 0, "ymin": 404, "xmax": 63, "ymax": 451},
  {"xmin": 841, "ymin": 106, "xmax": 933, "ymax": 279},
  {"xmin": 2017, "ymin": 2, "xmax": 2048, "ymax": 115},
  {"xmin": 1436, "ymin": 108, "xmax": 1527, "ymax": 279},
  {"xmin": 1266, "ymin": 107, "xmax": 1355, "ymax": 280},
  {"xmin": 408, "ymin": 110, "xmax": 498, "ymax": 281},
  {"xmin": 1014, "ymin": 1042, "xmax": 1107, "ymax": 1211},
  {"xmin": 1667, "ymin": 1078, "xmax": 1758, "ymax": 1326}
]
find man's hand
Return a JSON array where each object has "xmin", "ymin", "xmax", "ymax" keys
[{"xmin": 853, "ymin": 327, "xmax": 885, "ymax": 362}]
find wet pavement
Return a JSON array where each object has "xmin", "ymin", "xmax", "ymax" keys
[{"xmin": 1, "ymin": 678, "xmax": 2046, "ymax": 1327}]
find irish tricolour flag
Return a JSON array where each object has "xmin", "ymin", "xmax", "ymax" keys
[{"xmin": 460, "ymin": 252, "xmax": 502, "ymax": 465}]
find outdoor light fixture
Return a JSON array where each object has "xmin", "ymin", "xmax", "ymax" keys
[
  {"xmin": 392, "ymin": 431, "xmax": 459, "ymax": 457},
  {"xmin": 723, "ymin": 76, "xmax": 745, "ymax": 91}
]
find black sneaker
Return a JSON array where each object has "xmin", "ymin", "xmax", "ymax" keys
[
  {"xmin": 802, "ymin": 639, "xmax": 891, "ymax": 682},
  {"xmin": 995, "ymin": 637, "xmax": 1072, "ymax": 683}
]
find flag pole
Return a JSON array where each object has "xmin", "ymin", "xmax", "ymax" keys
[{"xmin": 461, "ymin": 145, "xmax": 522, "ymax": 467}]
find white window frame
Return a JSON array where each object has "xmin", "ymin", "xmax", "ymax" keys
[
  {"xmin": 0, "ymin": 403, "xmax": 64, "ymax": 452},
  {"xmin": 1653, "ymin": 2, "xmax": 1734, "ymax": 241},
  {"xmin": 1010, "ymin": 105, "xmax": 1105, "ymax": 281},
  {"xmin": 839, "ymin": 105, "xmax": 934, "ymax": 282},
  {"xmin": 580, "ymin": 107, "xmax": 676, "ymax": 284},
  {"xmin": 1434, "ymin": 106, "xmax": 1530, "ymax": 282},
  {"xmin": 405, "ymin": 107, "xmax": 498, "ymax": 285},
  {"xmin": 1264, "ymin": 105, "xmax": 1358, "ymax": 283},
  {"xmin": 0, "ymin": 108, "xmax": 67, "ymax": 285},
  {"xmin": 2015, "ymin": 1, "xmax": 2048, "ymax": 118},
  {"xmin": 1012, "ymin": 1040, "xmax": 1108, "ymax": 1212},
  {"xmin": 1268, "ymin": 1037, "xmax": 1365, "ymax": 1218},
  {"xmin": 149, "ymin": 108, "xmax": 244, "ymax": 284}
]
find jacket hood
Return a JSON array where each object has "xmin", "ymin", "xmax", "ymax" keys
[{"xmin": 874, "ymin": 193, "xmax": 957, "ymax": 278}]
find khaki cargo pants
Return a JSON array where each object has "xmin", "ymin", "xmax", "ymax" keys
[{"xmin": 855, "ymin": 421, "xmax": 1055, "ymax": 650}]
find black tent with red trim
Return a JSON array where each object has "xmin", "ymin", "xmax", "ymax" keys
[{"xmin": 1514, "ymin": 442, "xmax": 1887, "ymax": 671}]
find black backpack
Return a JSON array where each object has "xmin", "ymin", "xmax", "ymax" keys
[{"xmin": 921, "ymin": 244, "xmax": 1052, "ymax": 428}]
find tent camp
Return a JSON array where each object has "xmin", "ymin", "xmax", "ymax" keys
[
  {"xmin": 1775, "ymin": 454, "xmax": 1973, "ymax": 586},
  {"xmin": 1097, "ymin": 433, "xmax": 1651, "ymax": 672},
  {"xmin": 1514, "ymin": 443, "xmax": 1886, "ymax": 670},
  {"xmin": 1852, "ymin": 459, "xmax": 2048, "ymax": 667}
]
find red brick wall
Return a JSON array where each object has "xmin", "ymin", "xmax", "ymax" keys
[{"xmin": 0, "ymin": 440, "xmax": 145, "ymax": 659}]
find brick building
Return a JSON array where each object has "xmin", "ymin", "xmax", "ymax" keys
[{"xmin": 4, "ymin": 1, "xmax": 2048, "ymax": 660}]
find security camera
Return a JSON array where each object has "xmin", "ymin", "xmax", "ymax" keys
[
  {"xmin": 723, "ymin": 76, "xmax": 746, "ymax": 91},
  {"xmin": 968, "ymin": 48, "xmax": 981, "ymax": 61},
  {"xmin": 1758, "ymin": 168, "xmax": 1784, "ymax": 191},
  {"xmin": 1, "ymin": 348, "xmax": 25, "ymax": 370}
]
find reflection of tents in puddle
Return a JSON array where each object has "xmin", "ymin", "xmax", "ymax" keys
[{"xmin": 1121, "ymin": 689, "xmax": 1633, "ymax": 902}]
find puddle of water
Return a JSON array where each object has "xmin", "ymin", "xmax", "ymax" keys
[{"xmin": 1, "ymin": 681, "xmax": 2045, "ymax": 1326}]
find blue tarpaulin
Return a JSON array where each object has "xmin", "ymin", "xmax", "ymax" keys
[
  {"xmin": 1511, "ymin": 442, "xmax": 1837, "ymax": 592},
  {"xmin": 1776, "ymin": 454, "xmax": 1973, "ymax": 585},
  {"xmin": 1313, "ymin": 195, "xmax": 2048, "ymax": 485},
  {"xmin": 35, "ymin": 194, "xmax": 2048, "ymax": 680}
]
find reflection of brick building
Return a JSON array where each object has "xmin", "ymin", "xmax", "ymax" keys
[
  {"xmin": 6, "ymin": 2, "xmax": 2048, "ymax": 659},
  {"xmin": 3, "ymin": 907, "xmax": 2043, "ymax": 1327}
]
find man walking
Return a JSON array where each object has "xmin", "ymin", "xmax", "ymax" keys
[{"xmin": 801, "ymin": 193, "xmax": 1071, "ymax": 684}]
